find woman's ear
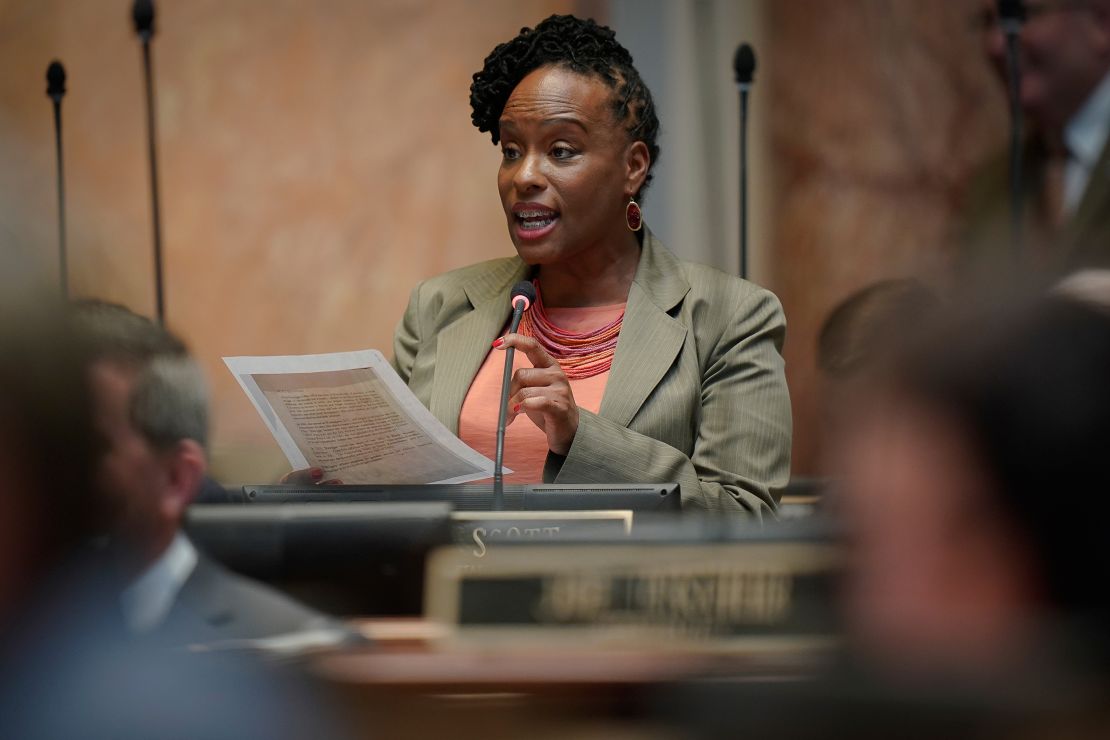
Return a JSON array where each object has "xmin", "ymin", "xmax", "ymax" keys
[{"xmin": 625, "ymin": 140, "xmax": 650, "ymax": 197}]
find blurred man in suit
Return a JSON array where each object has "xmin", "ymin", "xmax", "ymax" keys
[
  {"xmin": 0, "ymin": 293, "xmax": 353, "ymax": 739},
  {"xmin": 73, "ymin": 301, "xmax": 331, "ymax": 642},
  {"xmin": 962, "ymin": 0, "xmax": 1110, "ymax": 273}
]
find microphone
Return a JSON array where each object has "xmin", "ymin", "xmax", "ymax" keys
[
  {"xmin": 733, "ymin": 43, "xmax": 756, "ymax": 280},
  {"xmin": 998, "ymin": 0, "xmax": 1026, "ymax": 257},
  {"xmin": 493, "ymin": 280, "xmax": 536, "ymax": 510},
  {"xmin": 733, "ymin": 43, "xmax": 755, "ymax": 90},
  {"xmin": 132, "ymin": 0, "xmax": 154, "ymax": 39},
  {"xmin": 997, "ymin": 0, "xmax": 1026, "ymax": 32},
  {"xmin": 46, "ymin": 61, "xmax": 68, "ymax": 297},
  {"xmin": 132, "ymin": 0, "xmax": 166, "ymax": 323}
]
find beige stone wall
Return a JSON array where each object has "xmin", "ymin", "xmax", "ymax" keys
[
  {"xmin": 762, "ymin": 1, "xmax": 1007, "ymax": 474},
  {"xmin": 0, "ymin": 0, "xmax": 576, "ymax": 481}
]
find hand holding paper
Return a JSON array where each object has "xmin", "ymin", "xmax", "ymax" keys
[{"xmin": 224, "ymin": 350, "xmax": 507, "ymax": 484}]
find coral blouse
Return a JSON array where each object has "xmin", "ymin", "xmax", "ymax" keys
[{"xmin": 458, "ymin": 303, "xmax": 625, "ymax": 483}]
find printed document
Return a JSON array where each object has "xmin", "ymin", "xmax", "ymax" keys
[{"xmin": 224, "ymin": 350, "xmax": 504, "ymax": 484}]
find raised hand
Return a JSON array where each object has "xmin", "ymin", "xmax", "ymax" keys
[{"xmin": 494, "ymin": 333, "xmax": 579, "ymax": 456}]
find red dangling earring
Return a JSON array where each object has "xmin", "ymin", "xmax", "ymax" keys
[{"xmin": 625, "ymin": 197, "xmax": 643, "ymax": 232}]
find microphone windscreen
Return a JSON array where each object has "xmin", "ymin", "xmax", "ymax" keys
[
  {"xmin": 734, "ymin": 43, "xmax": 756, "ymax": 85},
  {"xmin": 997, "ymin": 0, "xmax": 1026, "ymax": 21},
  {"xmin": 46, "ymin": 61, "xmax": 66, "ymax": 97},
  {"xmin": 511, "ymin": 280, "xmax": 536, "ymax": 311},
  {"xmin": 132, "ymin": 0, "xmax": 155, "ymax": 35}
]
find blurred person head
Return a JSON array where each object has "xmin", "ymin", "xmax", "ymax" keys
[
  {"xmin": 0, "ymin": 299, "xmax": 103, "ymax": 625},
  {"xmin": 818, "ymin": 279, "xmax": 941, "ymax": 383},
  {"xmin": 816, "ymin": 279, "xmax": 940, "ymax": 456},
  {"xmin": 71, "ymin": 301, "xmax": 208, "ymax": 574},
  {"xmin": 836, "ymin": 292, "xmax": 1110, "ymax": 678},
  {"xmin": 979, "ymin": 0, "xmax": 1110, "ymax": 136}
]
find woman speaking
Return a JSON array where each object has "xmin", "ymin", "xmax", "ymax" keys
[{"xmin": 390, "ymin": 15, "xmax": 792, "ymax": 517}]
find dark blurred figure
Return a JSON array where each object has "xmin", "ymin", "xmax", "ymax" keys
[
  {"xmin": 836, "ymin": 290, "xmax": 1110, "ymax": 687},
  {"xmin": 816, "ymin": 279, "xmax": 940, "ymax": 458},
  {"xmin": 961, "ymin": 0, "xmax": 1110, "ymax": 273},
  {"xmin": 0, "ymin": 300, "xmax": 105, "ymax": 631},
  {"xmin": 71, "ymin": 300, "xmax": 338, "ymax": 642},
  {"xmin": 656, "ymin": 290, "xmax": 1110, "ymax": 740}
]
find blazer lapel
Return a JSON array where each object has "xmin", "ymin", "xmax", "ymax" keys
[
  {"xmin": 599, "ymin": 231, "xmax": 690, "ymax": 428},
  {"xmin": 430, "ymin": 260, "xmax": 529, "ymax": 434}
]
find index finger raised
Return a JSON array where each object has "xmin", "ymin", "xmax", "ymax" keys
[{"xmin": 498, "ymin": 333, "xmax": 558, "ymax": 369}]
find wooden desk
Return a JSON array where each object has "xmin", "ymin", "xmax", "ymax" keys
[
  {"xmin": 308, "ymin": 619, "xmax": 827, "ymax": 739},
  {"xmin": 321, "ymin": 618, "xmax": 825, "ymax": 688}
]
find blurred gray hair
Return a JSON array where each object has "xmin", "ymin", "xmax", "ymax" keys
[
  {"xmin": 130, "ymin": 354, "xmax": 209, "ymax": 450},
  {"xmin": 71, "ymin": 300, "xmax": 209, "ymax": 450}
]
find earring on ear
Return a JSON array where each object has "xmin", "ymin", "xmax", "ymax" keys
[{"xmin": 626, "ymin": 197, "xmax": 643, "ymax": 232}]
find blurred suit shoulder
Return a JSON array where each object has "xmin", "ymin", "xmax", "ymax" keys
[{"xmin": 160, "ymin": 554, "xmax": 330, "ymax": 642}]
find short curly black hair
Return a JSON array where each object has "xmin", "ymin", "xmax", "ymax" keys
[{"xmin": 470, "ymin": 14, "xmax": 661, "ymax": 197}]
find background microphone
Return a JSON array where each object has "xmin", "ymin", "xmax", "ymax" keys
[
  {"xmin": 46, "ymin": 60, "xmax": 68, "ymax": 298},
  {"xmin": 733, "ymin": 43, "xmax": 756, "ymax": 280},
  {"xmin": 132, "ymin": 0, "xmax": 166, "ymax": 323},
  {"xmin": 493, "ymin": 280, "xmax": 536, "ymax": 510},
  {"xmin": 998, "ymin": 0, "xmax": 1026, "ymax": 257}
]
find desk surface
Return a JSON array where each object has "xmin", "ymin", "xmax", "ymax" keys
[
  {"xmin": 313, "ymin": 619, "xmax": 826, "ymax": 693},
  {"xmin": 309, "ymin": 619, "xmax": 830, "ymax": 740}
]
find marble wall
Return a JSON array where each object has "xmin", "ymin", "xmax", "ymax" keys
[
  {"xmin": 0, "ymin": 0, "xmax": 577, "ymax": 481},
  {"xmin": 762, "ymin": 0, "xmax": 1007, "ymax": 473}
]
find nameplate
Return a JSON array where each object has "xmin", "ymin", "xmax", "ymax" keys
[
  {"xmin": 425, "ymin": 542, "xmax": 841, "ymax": 649},
  {"xmin": 449, "ymin": 511, "xmax": 633, "ymax": 558}
]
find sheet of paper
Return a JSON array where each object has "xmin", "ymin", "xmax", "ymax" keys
[{"xmin": 223, "ymin": 349, "xmax": 506, "ymax": 484}]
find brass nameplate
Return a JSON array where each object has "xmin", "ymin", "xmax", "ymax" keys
[
  {"xmin": 425, "ymin": 542, "xmax": 841, "ymax": 649},
  {"xmin": 449, "ymin": 511, "xmax": 633, "ymax": 558}
]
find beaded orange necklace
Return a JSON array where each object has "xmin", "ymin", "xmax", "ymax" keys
[{"xmin": 518, "ymin": 279, "xmax": 625, "ymax": 380}]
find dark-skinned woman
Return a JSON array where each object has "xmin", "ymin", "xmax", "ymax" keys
[{"xmin": 391, "ymin": 15, "xmax": 792, "ymax": 517}]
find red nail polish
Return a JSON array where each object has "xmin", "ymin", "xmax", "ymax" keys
[
  {"xmin": 310, "ymin": 468, "xmax": 323, "ymax": 480},
  {"xmin": 513, "ymin": 403, "xmax": 521, "ymax": 413},
  {"xmin": 492, "ymin": 338, "xmax": 504, "ymax": 348}
]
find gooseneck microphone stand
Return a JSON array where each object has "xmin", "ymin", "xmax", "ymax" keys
[
  {"xmin": 46, "ymin": 61, "xmax": 68, "ymax": 297},
  {"xmin": 998, "ymin": 0, "xmax": 1026, "ymax": 258},
  {"xmin": 733, "ymin": 43, "xmax": 756, "ymax": 280},
  {"xmin": 494, "ymin": 282, "xmax": 536, "ymax": 511},
  {"xmin": 133, "ymin": 0, "xmax": 166, "ymax": 324}
]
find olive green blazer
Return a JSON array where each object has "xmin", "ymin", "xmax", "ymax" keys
[{"xmin": 391, "ymin": 230, "xmax": 792, "ymax": 518}]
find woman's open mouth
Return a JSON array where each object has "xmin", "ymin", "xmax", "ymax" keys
[{"xmin": 512, "ymin": 204, "xmax": 559, "ymax": 240}]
